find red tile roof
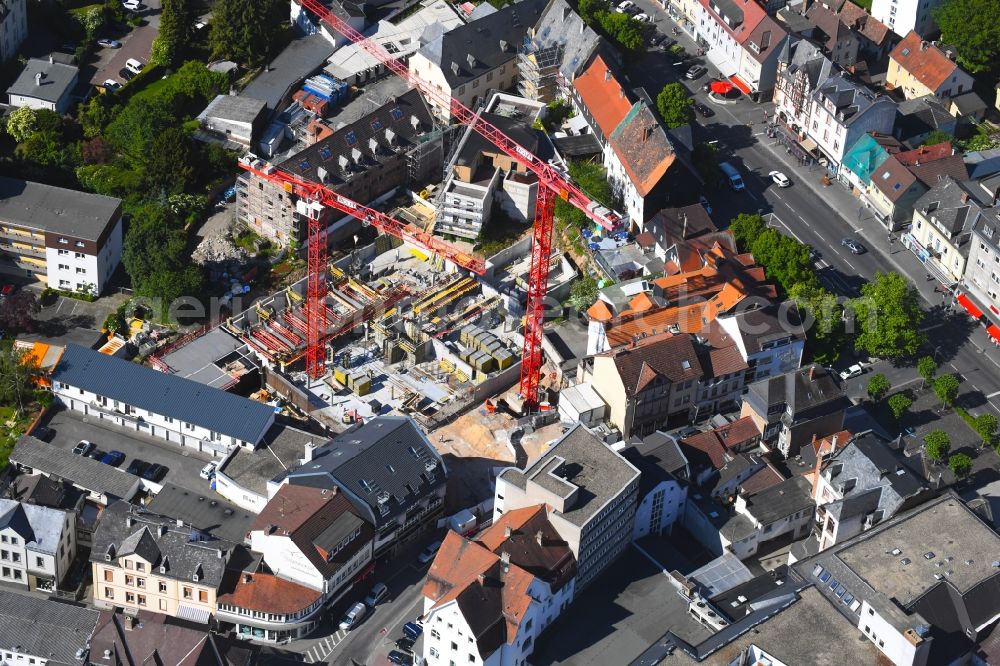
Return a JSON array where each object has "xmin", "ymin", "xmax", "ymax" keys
[
  {"xmin": 870, "ymin": 155, "xmax": 918, "ymax": 203},
  {"xmin": 715, "ymin": 416, "xmax": 762, "ymax": 450},
  {"xmin": 218, "ymin": 571, "xmax": 322, "ymax": 614},
  {"xmin": 607, "ymin": 101, "xmax": 676, "ymax": 197},
  {"xmin": 836, "ymin": 2, "xmax": 890, "ymax": 45},
  {"xmin": 573, "ymin": 55, "xmax": 633, "ymax": 137},
  {"xmin": 604, "ymin": 332, "xmax": 703, "ymax": 395},
  {"xmin": 680, "ymin": 430, "xmax": 729, "ymax": 469},
  {"xmin": 890, "ymin": 31, "xmax": 962, "ymax": 93},
  {"xmin": 740, "ymin": 464, "xmax": 786, "ymax": 494}
]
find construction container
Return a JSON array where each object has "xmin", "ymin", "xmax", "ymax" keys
[
  {"xmin": 493, "ymin": 348, "xmax": 515, "ymax": 370},
  {"xmin": 303, "ymin": 74, "xmax": 349, "ymax": 104},
  {"xmin": 333, "ymin": 366, "xmax": 349, "ymax": 386},
  {"xmin": 351, "ymin": 372, "xmax": 371, "ymax": 396}
]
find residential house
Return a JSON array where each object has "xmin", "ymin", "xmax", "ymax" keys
[
  {"xmin": 840, "ymin": 132, "xmax": 903, "ymax": 191},
  {"xmin": 887, "ymin": 31, "xmax": 974, "ymax": 102},
  {"xmin": 773, "ymin": 40, "xmax": 835, "ymax": 142},
  {"xmin": 273, "ymin": 416, "xmax": 447, "ymax": 558},
  {"xmin": 0, "ymin": 589, "xmax": 99, "ymax": 666},
  {"xmin": 11, "ymin": 436, "xmax": 142, "ymax": 506},
  {"xmin": 794, "ymin": 493, "xmax": 1000, "ymax": 666},
  {"xmin": 830, "ymin": 0, "xmax": 893, "ymax": 61},
  {"xmin": 493, "ymin": 425, "xmax": 640, "ymax": 589},
  {"xmin": 680, "ymin": 417, "xmax": 763, "ymax": 491},
  {"xmin": 805, "ymin": 3, "xmax": 861, "ymax": 67},
  {"xmin": 959, "ymin": 191, "xmax": 1000, "ymax": 335},
  {"xmin": 0, "ymin": 498, "xmax": 76, "ymax": 592},
  {"xmin": 684, "ymin": 475, "xmax": 814, "ymax": 559},
  {"xmin": 51, "ymin": 344, "xmax": 276, "ymax": 457},
  {"xmin": 196, "ymin": 95, "xmax": 268, "ymax": 148},
  {"xmin": 810, "ymin": 433, "xmax": 933, "ymax": 551},
  {"xmin": 893, "ymin": 95, "xmax": 957, "ymax": 148},
  {"xmin": 89, "ymin": 609, "xmax": 262, "ymax": 666},
  {"xmin": 90, "ymin": 502, "xmax": 238, "ymax": 623},
  {"xmin": 0, "ymin": 177, "xmax": 123, "ymax": 293},
  {"xmin": 408, "ymin": 0, "xmax": 546, "ymax": 119},
  {"xmin": 237, "ymin": 89, "xmax": 439, "ymax": 247},
  {"xmin": 741, "ymin": 364, "xmax": 849, "ymax": 458},
  {"xmin": 421, "ymin": 507, "xmax": 576, "ymax": 666},
  {"xmin": 604, "ymin": 100, "xmax": 678, "ymax": 227},
  {"xmin": 291, "ymin": 0, "xmax": 367, "ymax": 49},
  {"xmin": 437, "ymin": 94, "xmax": 546, "ymax": 239},
  {"xmin": 910, "ymin": 176, "xmax": 993, "ymax": 285},
  {"xmin": 0, "ymin": 0, "xmax": 26, "ymax": 63},
  {"xmin": 518, "ymin": 0, "xmax": 604, "ymax": 103},
  {"xmin": 621, "ymin": 432, "xmax": 690, "ymax": 539},
  {"xmin": 806, "ymin": 73, "xmax": 897, "ymax": 170},
  {"xmin": 6, "ymin": 57, "xmax": 78, "ymax": 113},
  {"xmin": 871, "ymin": 0, "xmax": 944, "ymax": 39},
  {"xmin": 802, "ymin": 0, "xmax": 893, "ymax": 66},
  {"xmin": 947, "ymin": 90, "xmax": 988, "ymax": 122},
  {"xmin": 231, "ymin": 485, "xmax": 374, "ymax": 642},
  {"xmin": 692, "ymin": 0, "xmax": 790, "ymax": 100},
  {"xmin": 867, "ymin": 141, "xmax": 966, "ymax": 230},
  {"xmin": 640, "ymin": 202, "xmax": 716, "ymax": 248},
  {"xmin": 568, "ymin": 53, "xmax": 633, "ymax": 146},
  {"xmin": 715, "ymin": 301, "xmax": 806, "ymax": 383}
]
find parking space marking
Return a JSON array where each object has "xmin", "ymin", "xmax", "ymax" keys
[
  {"xmin": 306, "ymin": 628, "xmax": 348, "ymax": 664},
  {"xmin": 987, "ymin": 390, "xmax": 1000, "ymax": 399}
]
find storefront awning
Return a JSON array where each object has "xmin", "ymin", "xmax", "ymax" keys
[
  {"xmin": 988, "ymin": 325, "xmax": 1000, "ymax": 344},
  {"xmin": 729, "ymin": 75, "xmax": 752, "ymax": 95},
  {"xmin": 176, "ymin": 605, "xmax": 211, "ymax": 624},
  {"xmin": 706, "ymin": 47, "xmax": 738, "ymax": 77},
  {"xmin": 800, "ymin": 136, "xmax": 819, "ymax": 153},
  {"xmin": 957, "ymin": 293, "xmax": 984, "ymax": 319}
]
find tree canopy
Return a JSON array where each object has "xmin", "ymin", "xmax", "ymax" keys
[
  {"xmin": 948, "ymin": 452, "xmax": 973, "ymax": 479},
  {"xmin": 0, "ymin": 346, "xmax": 42, "ymax": 414},
  {"xmin": 554, "ymin": 160, "xmax": 614, "ymax": 229},
  {"xmin": 917, "ymin": 356, "xmax": 937, "ymax": 384},
  {"xmin": 569, "ymin": 276, "xmax": 599, "ymax": 311},
  {"xmin": 152, "ymin": 0, "xmax": 195, "ymax": 67},
  {"xmin": 209, "ymin": 0, "xmax": 287, "ymax": 66},
  {"xmin": 867, "ymin": 374, "xmax": 891, "ymax": 402},
  {"xmin": 789, "ymin": 282, "xmax": 844, "ymax": 364},
  {"xmin": 850, "ymin": 272, "xmax": 925, "ymax": 358},
  {"xmin": 973, "ymin": 413, "xmax": 997, "ymax": 446},
  {"xmin": 924, "ymin": 430, "xmax": 951, "ymax": 462},
  {"xmin": 656, "ymin": 83, "xmax": 694, "ymax": 128},
  {"xmin": 692, "ymin": 143, "xmax": 722, "ymax": 184},
  {"xmin": 888, "ymin": 393, "xmax": 912, "ymax": 420},
  {"xmin": 0, "ymin": 291, "xmax": 38, "ymax": 335},
  {"xmin": 933, "ymin": 0, "xmax": 1000, "ymax": 73},
  {"xmin": 933, "ymin": 373, "xmax": 960, "ymax": 406},
  {"xmin": 729, "ymin": 213, "xmax": 766, "ymax": 253},
  {"xmin": 122, "ymin": 203, "xmax": 203, "ymax": 316}
]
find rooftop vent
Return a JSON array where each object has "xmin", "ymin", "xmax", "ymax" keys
[
  {"xmin": 924, "ymin": 552, "xmax": 935, "ymax": 560},
  {"xmin": 351, "ymin": 148, "xmax": 363, "ymax": 164},
  {"xmin": 451, "ymin": 61, "xmax": 460, "ymax": 76},
  {"xmin": 901, "ymin": 558, "xmax": 912, "ymax": 565},
  {"xmin": 369, "ymin": 137, "xmax": 379, "ymax": 154},
  {"xmin": 891, "ymin": 548, "xmax": 902, "ymax": 556}
]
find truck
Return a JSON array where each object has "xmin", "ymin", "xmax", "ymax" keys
[{"xmin": 719, "ymin": 161, "xmax": 745, "ymax": 191}]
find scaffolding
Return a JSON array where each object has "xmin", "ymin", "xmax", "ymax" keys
[{"xmin": 518, "ymin": 43, "xmax": 562, "ymax": 103}]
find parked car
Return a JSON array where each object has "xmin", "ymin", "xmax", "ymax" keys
[
  {"xmin": 694, "ymin": 103, "xmax": 714, "ymax": 118},
  {"xmin": 339, "ymin": 602, "xmax": 368, "ymax": 631},
  {"xmin": 125, "ymin": 58, "xmax": 144, "ymax": 74},
  {"xmin": 616, "ymin": 0, "xmax": 635, "ymax": 11},
  {"xmin": 100, "ymin": 451, "xmax": 126, "ymax": 467},
  {"xmin": 122, "ymin": 0, "xmax": 144, "ymax": 10},
  {"xmin": 119, "ymin": 67, "xmax": 136, "ymax": 81},
  {"xmin": 31, "ymin": 425, "xmax": 54, "ymax": 442},
  {"xmin": 769, "ymin": 170, "xmax": 791, "ymax": 187},
  {"xmin": 87, "ymin": 448, "xmax": 104, "ymax": 461},
  {"xmin": 364, "ymin": 581, "xmax": 389, "ymax": 606},
  {"xmin": 0, "ymin": 284, "xmax": 16, "ymax": 297},
  {"xmin": 841, "ymin": 238, "xmax": 866, "ymax": 254},
  {"xmin": 658, "ymin": 37, "xmax": 676, "ymax": 50},
  {"xmin": 839, "ymin": 364, "xmax": 864, "ymax": 381},
  {"xmin": 698, "ymin": 195, "xmax": 712, "ymax": 215},
  {"xmin": 402, "ymin": 621, "xmax": 424, "ymax": 641},
  {"xmin": 127, "ymin": 459, "xmax": 148, "ymax": 476},
  {"xmin": 395, "ymin": 638, "xmax": 415, "ymax": 653},
  {"xmin": 649, "ymin": 32, "xmax": 666, "ymax": 46},
  {"xmin": 142, "ymin": 463, "xmax": 167, "ymax": 482},
  {"xmin": 388, "ymin": 651, "xmax": 414, "ymax": 666},
  {"xmin": 103, "ymin": 80, "xmax": 121, "ymax": 91},
  {"xmin": 200, "ymin": 462, "xmax": 217, "ymax": 480},
  {"xmin": 634, "ymin": 12, "xmax": 652, "ymax": 21},
  {"xmin": 97, "ymin": 38, "xmax": 122, "ymax": 48},
  {"xmin": 622, "ymin": 4, "xmax": 641, "ymax": 15},
  {"xmin": 417, "ymin": 540, "xmax": 443, "ymax": 564},
  {"xmin": 73, "ymin": 440, "xmax": 95, "ymax": 456},
  {"xmin": 685, "ymin": 64, "xmax": 707, "ymax": 80}
]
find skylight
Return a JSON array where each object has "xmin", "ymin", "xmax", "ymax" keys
[
  {"xmin": 345, "ymin": 131, "xmax": 358, "ymax": 146},
  {"xmin": 319, "ymin": 146, "xmax": 333, "ymax": 160},
  {"xmin": 390, "ymin": 107, "xmax": 404, "ymax": 121},
  {"xmin": 371, "ymin": 118, "xmax": 383, "ymax": 131}
]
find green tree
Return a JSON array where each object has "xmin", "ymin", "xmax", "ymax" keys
[
  {"xmin": 0, "ymin": 290, "xmax": 38, "ymax": 335},
  {"xmin": 924, "ymin": 430, "xmax": 951, "ymax": 462},
  {"xmin": 972, "ymin": 413, "xmax": 998, "ymax": 447},
  {"xmin": 78, "ymin": 96, "xmax": 120, "ymax": 140},
  {"xmin": 692, "ymin": 142, "xmax": 722, "ymax": 184},
  {"xmin": 917, "ymin": 355, "xmax": 937, "ymax": 386},
  {"xmin": 748, "ymin": 228, "xmax": 818, "ymax": 296},
  {"xmin": 920, "ymin": 129, "xmax": 954, "ymax": 147},
  {"xmin": 729, "ymin": 213, "xmax": 766, "ymax": 253},
  {"xmin": 569, "ymin": 276, "xmax": 599, "ymax": 311},
  {"xmin": 15, "ymin": 130, "xmax": 71, "ymax": 168},
  {"xmin": 79, "ymin": 7, "xmax": 104, "ymax": 37},
  {"xmin": 5, "ymin": 107, "xmax": 37, "ymax": 143},
  {"xmin": 948, "ymin": 452, "xmax": 973, "ymax": 479},
  {"xmin": 656, "ymin": 83, "xmax": 695, "ymax": 129},
  {"xmin": 933, "ymin": 0, "xmax": 1000, "ymax": 73},
  {"xmin": 867, "ymin": 373, "xmax": 891, "ymax": 402},
  {"xmin": 209, "ymin": 0, "xmax": 287, "ymax": 65},
  {"xmin": 888, "ymin": 393, "xmax": 912, "ymax": 420},
  {"xmin": 0, "ymin": 346, "xmax": 42, "ymax": 414},
  {"xmin": 933, "ymin": 373, "xmax": 960, "ymax": 406},
  {"xmin": 144, "ymin": 127, "xmax": 196, "ymax": 194},
  {"xmin": 851, "ymin": 272, "xmax": 925, "ymax": 358},
  {"xmin": 595, "ymin": 11, "xmax": 645, "ymax": 53},
  {"xmin": 790, "ymin": 282, "xmax": 844, "ymax": 363},
  {"xmin": 151, "ymin": 0, "xmax": 194, "ymax": 66},
  {"xmin": 554, "ymin": 160, "xmax": 613, "ymax": 229}
]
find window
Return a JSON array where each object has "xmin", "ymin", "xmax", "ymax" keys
[
  {"xmin": 199, "ymin": 590, "xmax": 208, "ymax": 603},
  {"xmin": 125, "ymin": 560, "xmax": 133, "ymax": 570},
  {"xmin": 75, "ymin": 252, "xmax": 85, "ymax": 259},
  {"xmin": 125, "ymin": 575, "xmax": 134, "ymax": 586},
  {"xmin": 11, "ymin": 553, "xmax": 19, "ymax": 563},
  {"xmin": 13, "ymin": 570, "xmax": 21, "ymax": 580},
  {"xmin": 76, "ymin": 241, "xmax": 84, "ymax": 247},
  {"xmin": 34, "ymin": 556, "xmax": 43, "ymax": 568},
  {"xmin": 76, "ymin": 267, "xmax": 86, "ymax": 274},
  {"xmin": 452, "ymin": 643, "xmax": 459, "ymax": 651},
  {"xmin": 159, "ymin": 582, "xmax": 168, "ymax": 593},
  {"xmin": 58, "ymin": 263, "xmax": 69, "ymax": 270},
  {"xmin": 104, "ymin": 569, "xmax": 114, "ymax": 582},
  {"xmin": 183, "ymin": 586, "xmax": 192, "ymax": 599},
  {"xmin": 105, "ymin": 587, "xmax": 114, "ymax": 599},
  {"xmin": 0, "ymin": 551, "xmax": 6, "ymax": 561},
  {"xmin": 136, "ymin": 562, "xmax": 145, "ymax": 572},
  {"xmin": 136, "ymin": 578, "xmax": 146, "ymax": 589},
  {"xmin": 59, "ymin": 237, "xmax": 68, "ymax": 244},
  {"xmin": 137, "ymin": 594, "xmax": 146, "ymax": 606},
  {"xmin": 159, "ymin": 599, "xmax": 167, "ymax": 611}
]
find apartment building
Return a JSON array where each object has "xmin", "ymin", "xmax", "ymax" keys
[
  {"xmin": 408, "ymin": 0, "xmax": 545, "ymax": 119},
  {"xmin": 887, "ymin": 32, "xmax": 974, "ymax": 101},
  {"xmin": 273, "ymin": 416, "xmax": 447, "ymax": 558},
  {"xmin": 0, "ymin": 177, "xmax": 122, "ymax": 293},
  {"xmin": 716, "ymin": 302, "xmax": 806, "ymax": 384},
  {"xmin": 807, "ymin": 74, "xmax": 897, "ymax": 170},
  {"xmin": 494, "ymin": 425, "xmax": 640, "ymax": 590},
  {"xmin": 908, "ymin": 176, "xmax": 991, "ymax": 284},
  {"xmin": 51, "ymin": 344, "xmax": 276, "ymax": 457},
  {"xmin": 421, "ymin": 506, "xmax": 576, "ymax": 666},
  {"xmin": 621, "ymin": 433, "xmax": 690, "ymax": 539},
  {"xmin": 0, "ymin": 498, "xmax": 76, "ymax": 592},
  {"xmin": 221, "ymin": 485, "xmax": 374, "ymax": 642},
  {"xmin": 872, "ymin": 0, "xmax": 943, "ymax": 39},
  {"xmin": 237, "ymin": 89, "xmax": 438, "ymax": 247},
  {"xmin": 0, "ymin": 0, "xmax": 27, "ymax": 63},
  {"xmin": 517, "ymin": 0, "xmax": 603, "ymax": 103},
  {"xmin": 773, "ymin": 40, "xmax": 835, "ymax": 141},
  {"xmin": 810, "ymin": 433, "xmax": 932, "ymax": 551},
  {"xmin": 741, "ymin": 364, "xmax": 849, "ymax": 458},
  {"xmin": 90, "ymin": 502, "xmax": 238, "ymax": 623},
  {"xmin": 959, "ymin": 186, "xmax": 1000, "ymax": 336},
  {"xmin": 0, "ymin": 590, "xmax": 99, "ymax": 666}
]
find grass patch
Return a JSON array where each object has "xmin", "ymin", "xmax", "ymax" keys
[
  {"xmin": 849, "ymin": 0, "xmax": 873, "ymax": 8},
  {"xmin": 0, "ymin": 406, "xmax": 31, "ymax": 472}
]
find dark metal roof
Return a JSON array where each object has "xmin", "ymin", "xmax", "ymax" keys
[
  {"xmin": 11, "ymin": 436, "xmax": 141, "ymax": 500},
  {"xmin": 147, "ymin": 484, "xmax": 256, "ymax": 544},
  {"xmin": 551, "ymin": 133, "xmax": 603, "ymax": 157},
  {"xmin": 0, "ymin": 177, "xmax": 121, "ymax": 241},
  {"xmin": 0, "ymin": 589, "xmax": 99, "ymax": 665},
  {"xmin": 52, "ymin": 344, "xmax": 275, "ymax": 444}
]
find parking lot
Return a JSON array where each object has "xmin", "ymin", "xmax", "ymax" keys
[
  {"xmin": 38, "ymin": 408, "xmax": 212, "ymax": 494},
  {"xmin": 87, "ymin": 0, "xmax": 162, "ymax": 88}
]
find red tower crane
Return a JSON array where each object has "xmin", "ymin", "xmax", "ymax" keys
[{"xmin": 281, "ymin": 0, "xmax": 622, "ymax": 408}]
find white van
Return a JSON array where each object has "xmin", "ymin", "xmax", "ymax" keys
[
  {"xmin": 339, "ymin": 602, "xmax": 368, "ymax": 631},
  {"xmin": 125, "ymin": 58, "xmax": 144, "ymax": 74}
]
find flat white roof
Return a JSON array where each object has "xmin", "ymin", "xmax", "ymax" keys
[{"xmin": 560, "ymin": 382, "xmax": 607, "ymax": 414}]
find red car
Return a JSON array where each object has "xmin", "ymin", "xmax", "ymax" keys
[{"xmin": 0, "ymin": 284, "xmax": 15, "ymax": 297}]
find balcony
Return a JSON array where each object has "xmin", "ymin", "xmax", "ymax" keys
[{"xmin": 0, "ymin": 228, "xmax": 44, "ymax": 246}]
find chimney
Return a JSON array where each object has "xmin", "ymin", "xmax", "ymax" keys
[
  {"xmin": 48, "ymin": 54, "xmax": 53, "ymax": 64},
  {"xmin": 504, "ymin": 525, "xmax": 512, "ymax": 537},
  {"xmin": 123, "ymin": 614, "xmax": 136, "ymax": 631},
  {"xmin": 477, "ymin": 572, "xmax": 487, "ymax": 585},
  {"xmin": 499, "ymin": 39, "xmax": 508, "ymax": 52},
  {"xmin": 500, "ymin": 551, "xmax": 510, "ymax": 570},
  {"xmin": 960, "ymin": 191, "xmax": 969, "ymax": 203},
  {"xmin": 157, "ymin": 524, "xmax": 167, "ymax": 537},
  {"xmin": 125, "ymin": 516, "xmax": 134, "ymax": 528},
  {"xmin": 410, "ymin": 115, "xmax": 421, "ymax": 131},
  {"xmin": 605, "ymin": 68, "xmax": 612, "ymax": 81},
  {"xmin": 243, "ymin": 573, "xmax": 252, "ymax": 583},
  {"xmin": 451, "ymin": 62, "xmax": 460, "ymax": 76},
  {"xmin": 642, "ymin": 125, "xmax": 654, "ymax": 142},
  {"xmin": 535, "ymin": 530, "xmax": 544, "ymax": 546},
  {"xmin": 34, "ymin": 72, "xmax": 42, "ymax": 87},
  {"xmin": 808, "ymin": 365, "xmax": 815, "ymax": 381},
  {"xmin": 176, "ymin": 518, "xmax": 183, "ymax": 527}
]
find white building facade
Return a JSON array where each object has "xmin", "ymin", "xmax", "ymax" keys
[
  {"xmin": 0, "ymin": 500, "xmax": 76, "ymax": 592},
  {"xmin": 871, "ymin": 0, "xmax": 943, "ymax": 38}
]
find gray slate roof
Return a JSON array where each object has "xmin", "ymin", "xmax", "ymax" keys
[
  {"xmin": 0, "ymin": 589, "xmax": 99, "ymax": 665},
  {"xmin": 282, "ymin": 416, "xmax": 446, "ymax": 526},
  {"xmin": 745, "ymin": 363, "xmax": 847, "ymax": 420},
  {"xmin": 915, "ymin": 176, "xmax": 994, "ymax": 236},
  {"xmin": 740, "ymin": 475, "xmax": 813, "ymax": 526},
  {"xmin": 499, "ymin": 425, "xmax": 640, "ymax": 527},
  {"xmin": 90, "ymin": 502, "xmax": 237, "ymax": 589},
  {"xmin": 52, "ymin": 344, "xmax": 274, "ymax": 444},
  {"xmin": 241, "ymin": 33, "xmax": 335, "ymax": 112},
  {"xmin": 0, "ymin": 499, "xmax": 67, "ymax": 555},
  {"xmin": 6, "ymin": 58, "xmax": 78, "ymax": 104},
  {"xmin": 622, "ymin": 432, "xmax": 688, "ymax": 496},
  {"xmin": 11, "ymin": 436, "xmax": 141, "ymax": 501},
  {"xmin": 201, "ymin": 94, "xmax": 267, "ymax": 124},
  {"xmin": 0, "ymin": 177, "xmax": 121, "ymax": 241},
  {"xmin": 147, "ymin": 483, "xmax": 256, "ymax": 543},
  {"xmin": 813, "ymin": 73, "xmax": 894, "ymax": 126},
  {"xmin": 524, "ymin": 0, "xmax": 604, "ymax": 80},
  {"xmin": 418, "ymin": 0, "xmax": 546, "ymax": 87}
]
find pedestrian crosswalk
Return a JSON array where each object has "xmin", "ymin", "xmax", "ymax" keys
[{"xmin": 304, "ymin": 629, "xmax": 348, "ymax": 664}]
